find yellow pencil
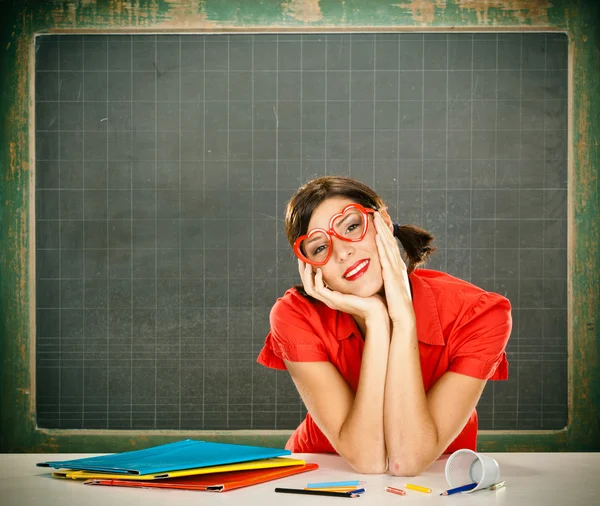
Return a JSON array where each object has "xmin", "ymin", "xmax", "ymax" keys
[{"xmin": 405, "ymin": 483, "xmax": 432, "ymax": 494}]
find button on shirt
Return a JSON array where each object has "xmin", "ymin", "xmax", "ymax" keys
[{"xmin": 257, "ymin": 269, "xmax": 512, "ymax": 455}]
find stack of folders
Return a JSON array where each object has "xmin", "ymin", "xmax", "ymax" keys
[{"xmin": 36, "ymin": 439, "xmax": 318, "ymax": 492}]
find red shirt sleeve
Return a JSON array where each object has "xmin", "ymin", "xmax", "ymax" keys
[
  {"xmin": 447, "ymin": 292, "xmax": 512, "ymax": 380},
  {"xmin": 257, "ymin": 293, "xmax": 329, "ymax": 370}
]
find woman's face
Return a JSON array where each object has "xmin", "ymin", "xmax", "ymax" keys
[{"xmin": 304, "ymin": 197, "xmax": 392, "ymax": 298}]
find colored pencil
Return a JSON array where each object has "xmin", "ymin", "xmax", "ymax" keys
[
  {"xmin": 275, "ymin": 487, "xmax": 360, "ymax": 498},
  {"xmin": 440, "ymin": 483, "xmax": 477, "ymax": 496},
  {"xmin": 405, "ymin": 483, "xmax": 432, "ymax": 494},
  {"xmin": 489, "ymin": 480, "xmax": 506, "ymax": 491},
  {"xmin": 385, "ymin": 486, "xmax": 407, "ymax": 496},
  {"xmin": 306, "ymin": 487, "xmax": 366, "ymax": 493},
  {"xmin": 307, "ymin": 480, "xmax": 366, "ymax": 488}
]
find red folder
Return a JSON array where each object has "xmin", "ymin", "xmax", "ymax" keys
[{"xmin": 84, "ymin": 463, "xmax": 318, "ymax": 492}]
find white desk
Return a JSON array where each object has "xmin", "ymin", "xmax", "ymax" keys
[{"xmin": 1, "ymin": 452, "xmax": 598, "ymax": 505}]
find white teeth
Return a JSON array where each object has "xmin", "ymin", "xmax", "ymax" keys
[{"xmin": 345, "ymin": 260, "xmax": 368, "ymax": 278}]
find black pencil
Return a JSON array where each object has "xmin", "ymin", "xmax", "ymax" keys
[{"xmin": 275, "ymin": 487, "xmax": 360, "ymax": 498}]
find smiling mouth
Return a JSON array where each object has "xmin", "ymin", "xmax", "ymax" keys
[{"xmin": 343, "ymin": 259, "xmax": 370, "ymax": 280}]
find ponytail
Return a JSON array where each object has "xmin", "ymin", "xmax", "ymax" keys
[{"xmin": 392, "ymin": 223, "xmax": 436, "ymax": 274}]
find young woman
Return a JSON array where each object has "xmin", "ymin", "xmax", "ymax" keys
[{"xmin": 257, "ymin": 176, "xmax": 512, "ymax": 476}]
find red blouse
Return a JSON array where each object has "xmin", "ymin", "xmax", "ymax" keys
[{"xmin": 257, "ymin": 269, "xmax": 512, "ymax": 455}]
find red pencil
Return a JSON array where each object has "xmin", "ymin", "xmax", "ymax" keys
[{"xmin": 385, "ymin": 486, "xmax": 407, "ymax": 496}]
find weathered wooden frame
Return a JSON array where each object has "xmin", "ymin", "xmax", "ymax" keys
[{"xmin": 1, "ymin": 0, "xmax": 598, "ymax": 453}]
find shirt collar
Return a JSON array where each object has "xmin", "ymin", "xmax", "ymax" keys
[{"xmin": 338, "ymin": 270, "xmax": 445, "ymax": 346}]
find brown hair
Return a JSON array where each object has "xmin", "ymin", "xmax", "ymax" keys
[{"xmin": 285, "ymin": 176, "xmax": 436, "ymax": 274}]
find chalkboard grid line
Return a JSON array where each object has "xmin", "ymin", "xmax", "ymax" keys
[
  {"xmin": 492, "ymin": 34, "xmax": 498, "ymax": 430},
  {"xmin": 516, "ymin": 34, "xmax": 523, "ymax": 429},
  {"xmin": 33, "ymin": 98, "xmax": 569, "ymax": 103},
  {"xmin": 274, "ymin": 34, "xmax": 279, "ymax": 428},
  {"xmin": 541, "ymin": 33, "xmax": 547, "ymax": 429},
  {"xmin": 178, "ymin": 35, "xmax": 182, "ymax": 430},
  {"xmin": 301, "ymin": 36, "xmax": 304, "ymax": 193},
  {"xmin": 298, "ymin": 35, "xmax": 304, "ymax": 424},
  {"xmin": 469, "ymin": 35, "xmax": 474, "ymax": 288},
  {"xmin": 202, "ymin": 36, "xmax": 206, "ymax": 430},
  {"xmin": 33, "ymin": 127, "xmax": 569, "ymax": 133},
  {"xmin": 251, "ymin": 33, "xmax": 256, "ymax": 429},
  {"xmin": 31, "ymin": 304, "xmax": 567, "ymax": 311},
  {"xmin": 80, "ymin": 30, "xmax": 85, "ymax": 428},
  {"xmin": 348, "ymin": 38, "xmax": 351, "ymax": 181},
  {"xmin": 395, "ymin": 35, "xmax": 400, "ymax": 220},
  {"xmin": 34, "ymin": 68, "xmax": 571, "ymax": 74},
  {"xmin": 324, "ymin": 36, "xmax": 328, "ymax": 176},
  {"xmin": 32, "ymin": 155, "xmax": 565, "ymax": 162},
  {"xmin": 130, "ymin": 36, "xmax": 134, "ymax": 430},
  {"xmin": 32, "ymin": 191, "xmax": 568, "ymax": 200},
  {"xmin": 154, "ymin": 35, "xmax": 158, "ymax": 429},
  {"xmin": 445, "ymin": 34, "xmax": 449, "ymax": 273},
  {"xmin": 372, "ymin": 37, "xmax": 375, "ymax": 188},
  {"xmin": 57, "ymin": 35, "xmax": 62, "ymax": 429},
  {"xmin": 104, "ymin": 34, "xmax": 110, "ymax": 430},
  {"xmin": 226, "ymin": 34, "xmax": 230, "ymax": 428},
  {"xmin": 251, "ymin": 35, "xmax": 255, "ymax": 429},
  {"xmin": 420, "ymin": 36, "xmax": 425, "ymax": 237}
]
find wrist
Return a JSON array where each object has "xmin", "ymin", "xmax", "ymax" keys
[
  {"xmin": 364, "ymin": 303, "xmax": 390, "ymax": 326},
  {"xmin": 391, "ymin": 315, "xmax": 416, "ymax": 327},
  {"xmin": 390, "ymin": 318, "xmax": 417, "ymax": 342},
  {"xmin": 389, "ymin": 303, "xmax": 417, "ymax": 328}
]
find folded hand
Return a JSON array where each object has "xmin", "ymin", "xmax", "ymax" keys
[
  {"xmin": 373, "ymin": 212, "xmax": 415, "ymax": 325},
  {"xmin": 298, "ymin": 259, "xmax": 387, "ymax": 322}
]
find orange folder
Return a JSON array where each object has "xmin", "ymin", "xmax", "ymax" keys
[{"xmin": 84, "ymin": 463, "xmax": 319, "ymax": 492}]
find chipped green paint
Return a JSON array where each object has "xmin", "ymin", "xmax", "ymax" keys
[
  {"xmin": 25, "ymin": 0, "xmax": 571, "ymax": 30},
  {"xmin": 1, "ymin": 0, "xmax": 598, "ymax": 453},
  {"xmin": 567, "ymin": 0, "xmax": 600, "ymax": 452}
]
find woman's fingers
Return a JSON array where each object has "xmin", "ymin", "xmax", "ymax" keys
[
  {"xmin": 304, "ymin": 262, "xmax": 317, "ymax": 294},
  {"xmin": 297, "ymin": 258, "xmax": 305, "ymax": 282},
  {"xmin": 313, "ymin": 267, "xmax": 324, "ymax": 293},
  {"xmin": 374, "ymin": 212, "xmax": 406, "ymax": 272},
  {"xmin": 315, "ymin": 268, "xmax": 345, "ymax": 310},
  {"xmin": 315, "ymin": 268, "xmax": 336, "ymax": 300},
  {"xmin": 374, "ymin": 216, "xmax": 394, "ymax": 260},
  {"xmin": 315, "ymin": 267, "xmax": 326, "ymax": 288},
  {"xmin": 374, "ymin": 212, "xmax": 395, "ymax": 243},
  {"xmin": 298, "ymin": 259, "xmax": 333, "ymax": 305},
  {"xmin": 298, "ymin": 259, "xmax": 315, "ymax": 294},
  {"xmin": 374, "ymin": 215, "xmax": 395, "ymax": 270},
  {"xmin": 375, "ymin": 233, "xmax": 391, "ymax": 269},
  {"xmin": 297, "ymin": 258, "xmax": 383, "ymax": 316},
  {"xmin": 297, "ymin": 258, "xmax": 308, "ymax": 279}
]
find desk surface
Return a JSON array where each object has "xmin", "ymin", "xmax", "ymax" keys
[{"xmin": 1, "ymin": 452, "xmax": 598, "ymax": 505}]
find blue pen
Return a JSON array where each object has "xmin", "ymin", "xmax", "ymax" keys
[
  {"xmin": 440, "ymin": 482, "xmax": 477, "ymax": 496},
  {"xmin": 307, "ymin": 480, "xmax": 365, "ymax": 489}
]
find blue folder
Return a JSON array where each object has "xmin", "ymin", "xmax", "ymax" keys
[{"xmin": 36, "ymin": 439, "xmax": 291, "ymax": 475}]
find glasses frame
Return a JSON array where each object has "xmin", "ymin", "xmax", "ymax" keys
[{"xmin": 293, "ymin": 203, "xmax": 376, "ymax": 266}]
